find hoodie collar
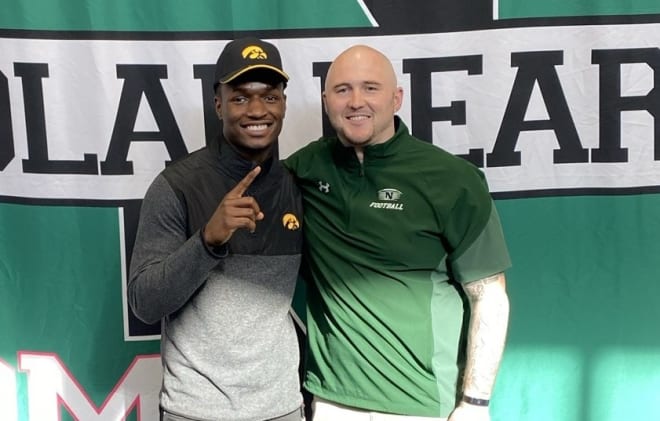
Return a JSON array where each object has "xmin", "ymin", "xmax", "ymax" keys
[{"xmin": 208, "ymin": 132, "xmax": 278, "ymax": 188}]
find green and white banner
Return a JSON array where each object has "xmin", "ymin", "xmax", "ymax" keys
[{"xmin": 1, "ymin": 1, "xmax": 659, "ymax": 420}]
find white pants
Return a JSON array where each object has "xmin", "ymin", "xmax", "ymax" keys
[{"xmin": 311, "ymin": 397, "xmax": 448, "ymax": 421}]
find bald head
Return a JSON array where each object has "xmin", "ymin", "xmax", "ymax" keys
[
  {"xmin": 325, "ymin": 45, "xmax": 399, "ymax": 92},
  {"xmin": 322, "ymin": 45, "xmax": 403, "ymax": 151}
]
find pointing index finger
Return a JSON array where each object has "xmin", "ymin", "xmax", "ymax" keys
[{"xmin": 231, "ymin": 166, "xmax": 261, "ymax": 197}]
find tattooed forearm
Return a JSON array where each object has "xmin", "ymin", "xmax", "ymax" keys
[
  {"xmin": 463, "ymin": 273, "xmax": 500, "ymax": 300},
  {"xmin": 461, "ymin": 272, "xmax": 510, "ymax": 399}
]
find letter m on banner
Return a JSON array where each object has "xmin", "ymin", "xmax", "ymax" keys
[{"xmin": 18, "ymin": 352, "xmax": 161, "ymax": 421}]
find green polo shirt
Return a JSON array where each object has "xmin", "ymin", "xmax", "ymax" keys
[{"xmin": 285, "ymin": 118, "xmax": 511, "ymax": 417}]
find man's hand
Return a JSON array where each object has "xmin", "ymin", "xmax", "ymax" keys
[{"xmin": 203, "ymin": 166, "xmax": 264, "ymax": 246}]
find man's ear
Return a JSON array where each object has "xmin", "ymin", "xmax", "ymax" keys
[
  {"xmin": 393, "ymin": 86, "xmax": 404, "ymax": 112},
  {"xmin": 214, "ymin": 95, "xmax": 223, "ymax": 120},
  {"xmin": 322, "ymin": 91, "xmax": 328, "ymax": 114}
]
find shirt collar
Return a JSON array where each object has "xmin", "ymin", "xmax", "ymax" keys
[{"xmin": 332, "ymin": 116, "xmax": 408, "ymax": 168}]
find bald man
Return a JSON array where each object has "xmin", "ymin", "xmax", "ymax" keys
[{"xmin": 285, "ymin": 45, "xmax": 511, "ymax": 421}]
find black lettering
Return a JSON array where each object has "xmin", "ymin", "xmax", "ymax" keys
[
  {"xmin": 0, "ymin": 70, "xmax": 14, "ymax": 171},
  {"xmin": 122, "ymin": 199, "xmax": 162, "ymax": 337},
  {"xmin": 193, "ymin": 64, "xmax": 218, "ymax": 146},
  {"xmin": 403, "ymin": 55, "xmax": 484, "ymax": 166},
  {"xmin": 15, "ymin": 63, "xmax": 98, "ymax": 174},
  {"xmin": 488, "ymin": 51, "xmax": 588, "ymax": 167},
  {"xmin": 312, "ymin": 61, "xmax": 333, "ymax": 137},
  {"xmin": 592, "ymin": 48, "xmax": 660, "ymax": 162},
  {"xmin": 101, "ymin": 65, "xmax": 188, "ymax": 175}
]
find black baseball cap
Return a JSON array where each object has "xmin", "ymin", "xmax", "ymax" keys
[{"xmin": 213, "ymin": 37, "xmax": 289, "ymax": 88}]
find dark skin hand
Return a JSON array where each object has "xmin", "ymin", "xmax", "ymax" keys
[{"xmin": 203, "ymin": 166, "xmax": 264, "ymax": 246}]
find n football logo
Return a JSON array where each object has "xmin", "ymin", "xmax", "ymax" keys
[
  {"xmin": 370, "ymin": 188, "xmax": 404, "ymax": 210},
  {"xmin": 378, "ymin": 188, "xmax": 402, "ymax": 201}
]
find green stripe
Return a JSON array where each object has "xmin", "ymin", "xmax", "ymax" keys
[
  {"xmin": 499, "ymin": 0, "xmax": 660, "ymax": 19},
  {"xmin": 493, "ymin": 193, "xmax": 660, "ymax": 420},
  {"xmin": 0, "ymin": 0, "xmax": 371, "ymax": 32},
  {"xmin": 0, "ymin": 203, "xmax": 158, "ymax": 421},
  {"xmin": 497, "ymin": 193, "xmax": 660, "ymax": 346}
]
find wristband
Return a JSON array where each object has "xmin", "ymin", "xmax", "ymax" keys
[{"xmin": 462, "ymin": 395, "xmax": 490, "ymax": 407}]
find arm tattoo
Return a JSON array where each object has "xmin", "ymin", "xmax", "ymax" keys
[
  {"xmin": 463, "ymin": 273, "xmax": 500, "ymax": 300},
  {"xmin": 461, "ymin": 272, "xmax": 510, "ymax": 399}
]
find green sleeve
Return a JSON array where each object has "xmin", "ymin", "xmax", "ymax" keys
[
  {"xmin": 451, "ymin": 203, "xmax": 511, "ymax": 283},
  {"xmin": 441, "ymin": 166, "xmax": 511, "ymax": 282}
]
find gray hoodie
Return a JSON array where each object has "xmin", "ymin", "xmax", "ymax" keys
[{"xmin": 128, "ymin": 135, "xmax": 303, "ymax": 421}]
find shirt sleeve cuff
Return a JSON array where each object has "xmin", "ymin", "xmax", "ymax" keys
[{"xmin": 199, "ymin": 225, "xmax": 229, "ymax": 258}]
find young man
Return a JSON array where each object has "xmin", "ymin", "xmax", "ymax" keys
[
  {"xmin": 285, "ymin": 45, "xmax": 511, "ymax": 421},
  {"xmin": 128, "ymin": 38, "xmax": 304, "ymax": 421}
]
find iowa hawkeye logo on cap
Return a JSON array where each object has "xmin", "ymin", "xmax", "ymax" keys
[
  {"xmin": 214, "ymin": 37, "xmax": 289, "ymax": 85},
  {"xmin": 242, "ymin": 45, "xmax": 268, "ymax": 59}
]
